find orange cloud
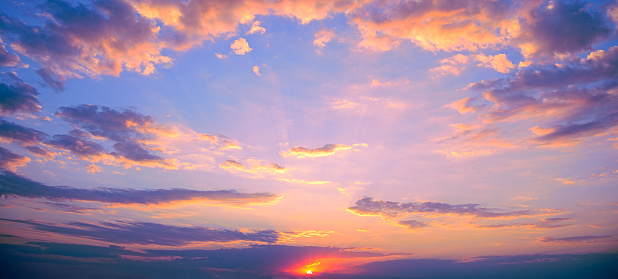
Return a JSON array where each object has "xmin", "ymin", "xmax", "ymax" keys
[
  {"xmin": 231, "ymin": 38, "xmax": 252, "ymax": 55},
  {"xmin": 280, "ymin": 143, "xmax": 366, "ymax": 158}
]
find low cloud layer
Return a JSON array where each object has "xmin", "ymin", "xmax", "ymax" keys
[
  {"xmin": 1, "ymin": 218, "xmax": 279, "ymax": 246},
  {"xmin": 348, "ymin": 197, "xmax": 535, "ymax": 219},
  {"xmin": 0, "ymin": 170, "xmax": 279, "ymax": 205}
]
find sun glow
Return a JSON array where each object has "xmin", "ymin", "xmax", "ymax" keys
[{"xmin": 307, "ymin": 270, "xmax": 312, "ymax": 274}]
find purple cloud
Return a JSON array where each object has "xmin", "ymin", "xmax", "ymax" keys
[
  {"xmin": 0, "ymin": 73, "xmax": 41, "ymax": 115},
  {"xmin": 398, "ymin": 219, "xmax": 428, "ymax": 229},
  {"xmin": 0, "ymin": 169, "xmax": 279, "ymax": 205},
  {"xmin": 539, "ymin": 235, "xmax": 614, "ymax": 244},
  {"xmin": 514, "ymin": 0, "xmax": 612, "ymax": 60},
  {"xmin": 348, "ymin": 197, "xmax": 535, "ymax": 219},
  {"xmin": 0, "ymin": 119, "xmax": 48, "ymax": 146},
  {"xmin": 0, "ymin": 0, "xmax": 168, "ymax": 89},
  {"xmin": 461, "ymin": 46, "xmax": 618, "ymax": 145},
  {"xmin": 0, "ymin": 44, "xmax": 21, "ymax": 67},
  {"xmin": 1, "ymin": 218, "xmax": 280, "ymax": 246},
  {"xmin": 0, "ymin": 146, "xmax": 30, "ymax": 171}
]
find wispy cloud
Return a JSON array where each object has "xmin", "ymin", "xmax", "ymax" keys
[
  {"xmin": 1, "ymin": 218, "xmax": 280, "ymax": 245},
  {"xmin": 280, "ymin": 143, "xmax": 366, "ymax": 158},
  {"xmin": 0, "ymin": 147, "xmax": 30, "ymax": 171},
  {"xmin": 0, "ymin": 170, "xmax": 280, "ymax": 205},
  {"xmin": 348, "ymin": 197, "xmax": 538, "ymax": 219},
  {"xmin": 538, "ymin": 235, "xmax": 614, "ymax": 244}
]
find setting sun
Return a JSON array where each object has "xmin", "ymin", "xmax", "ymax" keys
[{"xmin": 307, "ymin": 270, "xmax": 312, "ymax": 275}]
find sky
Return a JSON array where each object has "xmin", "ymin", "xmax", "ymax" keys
[{"xmin": 0, "ymin": 0, "xmax": 617, "ymax": 278}]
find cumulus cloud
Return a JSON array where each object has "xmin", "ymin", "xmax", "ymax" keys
[
  {"xmin": 231, "ymin": 38, "xmax": 252, "ymax": 55},
  {"xmin": 350, "ymin": 0, "xmax": 515, "ymax": 52},
  {"xmin": 0, "ymin": 146, "xmax": 30, "ymax": 171},
  {"xmin": 0, "ymin": 169, "xmax": 280, "ymax": 205},
  {"xmin": 313, "ymin": 28, "xmax": 336, "ymax": 51},
  {"xmin": 1, "ymin": 218, "xmax": 280, "ymax": 246},
  {"xmin": 0, "ymin": 119, "xmax": 48, "ymax": 146},
  {"xmin": 513, "ymin": 0, "xmax": 612, "ymax": 61},
  {"xmin": 0, "ymin": 44, "xmax": 22, "ymax": 67},
  {"xmin": 0, "ymin": 0, "xmax": 171, "ymax": 89},
  {"xmin": 457, "ymin": 46, "xmax": 618, "ymax": 146},
  {"xmin": 55, "ymin": 104, "xmax": 178, "ymax": 168},
  {"xmin": 347, "ymin": 197, "xmax": 536, "ymax": 219},
  {"xmin": 0, "ymin": 73, "xmax": 41, "ymax": 115},
  {"xmin": 280, "ymin": 143, "xmax": 366, "ymax": 158},
  {"xmin": 246, "ymin": 20, "xmax": 266, "ymax": 35},
  {"xmin": 253, "ymin": 65, "xmax": 261, "ymax": 76},
  {"xmin": 431, "ymin": 54, "xmax": 514, "ymax": 77}
]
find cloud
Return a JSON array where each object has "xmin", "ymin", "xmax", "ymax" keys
[
  {"xmin": 513, "ymin": 0, "xmax": 612, "ymax": 61},
  {"xmin": 230, "ymin": 38, "xmax": 252, "ymax": 55},
  {"xmin": 0, "ymin": 169, "xmax": 280, "ymax": 205},
  {"xmin": 0, "ymin": 241, "xmax": 390, "ymax": 278},
  {"xmin": 538, "ymin": 235, "xmax": 614, "ymax": 244},
  {"xmin": 0, "ymin": 146, "xmax": 30, "ymax": 171},
  {"xmin": 0, "ymin": 119, "xmax": 48, "ymax": 146},
  {"xmin": 253, "ymin": 65, "xmax": 261, "ymax": 76},
  {"xmin": 1, "ymin": 218, "xmax": 280, "ymax": 246},
  {"xmin": 45, "ymin": 134, "xmax": 108, "ymax": 161},
  {"xmin": 0, "ymin": 44, "xmax": 22, "ymax": 67},
  {"xmin": 219, "ymin": 159, "xmax": 286, "ymax": 177},
  {"xmin": 398, "ymin": 219, "xmax": 428, "ymax": 230},
  {"xmin": 86, "ymin": 163, "xmax": 101, "ymax": 174},
  {"xmin": 246, "ymin": 20, "xmax": 265, "ymax": 35},
  {"xmin": 1, "ymin": 241, "xmax": 615, "ymax": 278},
  {"xmin": 0, "ymin": 0, "xmax": 171, "ymax": 89},
  {"xmin": 215, "ymin": 52, "xmax": 228, "ymax": 59},
  {"xmin": 431, "ymin": 54, "xmax": 514, "ymax": 77},
  {"xmin": 476, "ymin": 218, "xmax": 573, "ymax": 229},
  {"xmin": 313, "ymin": 28, "xmax": 336, "ymax": 51},
  {"xmin": 55, "ymin": 104, "xmax": 178, "ymax": 168},
  {"xmin": 0, "ymin": 73, "xmax": 41, "ymax": 115},
  {"xmin": 280, "ymin": 143, "xmax": 366, "ymax": 158},
  {"xmin": 347, "ymin": 197, "xmax": 536, "ymax": 219},
  {"xmin": 458, "ymin": 46, "xmax": 618, "ymax": 146},
  {"xmin": 475, "ymin": 54, "xmax": 515, "ymax": 74},
  {"xmin": 350, "ymin": 0, "xmax": 515, "ymax": 52}
]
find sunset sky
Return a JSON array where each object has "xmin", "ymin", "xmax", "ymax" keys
[{"xmin": 1, "ymin": 0, "xmax": 617, "ymax": 278}]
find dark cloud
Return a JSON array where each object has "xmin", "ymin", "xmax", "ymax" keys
[
  {"xmin": 539, "ymin": 235, "xmax": 614, "ymax": 244},
  {"xmin": 1, "ymin": 241, "xmax": 616, "ymax": 279},
  {"xmin": 514, "ymin": 0, "xmax": 612, "ymax": 60},
  {"xmin": 0, "ymin": 119, "xmax": 48, "ymax": 146},
  {"xmin": 355, "ymin": 253, "xmax": 618, "ymax": 279},
  {"xmin": 477, "ymin": 217, "xmax": 572, "ymax": 229},
  {"xmin": 1, "ymin": 218, "xmax": 280, "ymax": 246},
  {"xmin": 0, "ymin": 146, "xmax": 30, "ymax": 171},
  {"xmin": 462, "ymin": 46, "xmax": 618, "ymax": 144},
  {"xmin": 398, "ymin": 219, "xmax": 428, "ymax": 229},
  {"xmin": 55, "ymin": 104, "xmax": 154, "ymax": 142},
  {"xmin": 0, "ymin": 73, "xmax": 41, "ymax": 115},
  {"xmin": 0, "ymin": 169, "xmax": 279, "ymax": 205},
  {"xmin": 348, "ymin": 197, "xmax": 534, "ymax": 219},
  {"xmin": 0, "ymin": 44, "xmax": 21, "ymax": 67},
  {"xmin": 45, "ymin": 134, "xmax": 107, "ymax": 159},
  {"xmin": 54, "ymin": 104, "xmax": 171, "ymax": 166},
  {"xmin": 111, "ymin": 141, "xmax": 163, "ymax": 162},
  {"xmin": 0, "ymin": 0, "xmax": 167, "ymax": 89}
]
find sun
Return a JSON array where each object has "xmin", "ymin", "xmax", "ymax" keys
[{"xmin": 307, "ymin": 270, "xmax": 312, "ymax": 275}]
